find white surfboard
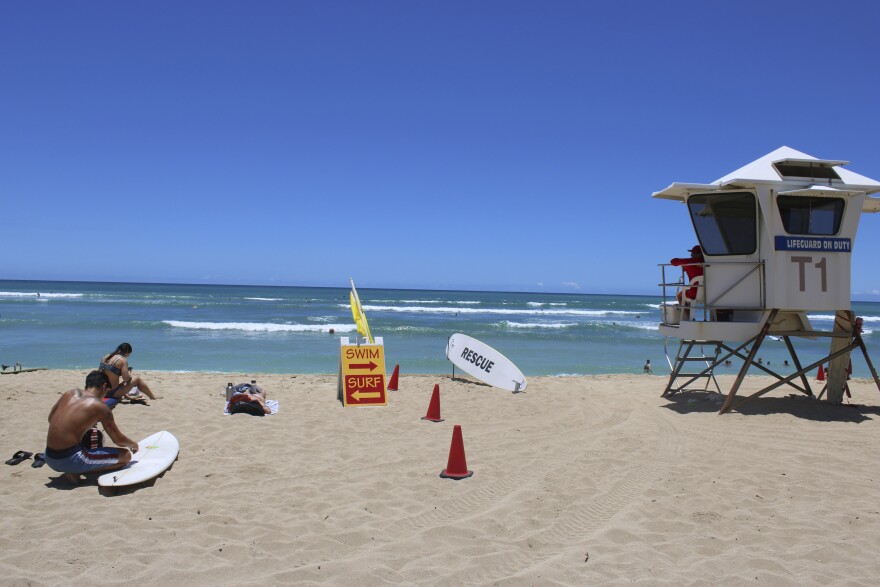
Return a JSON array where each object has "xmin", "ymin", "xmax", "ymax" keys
[
  {"xmin": 446, "ymin": 333, "xmax": 528, "ymax": 392},
  {"xmin": 98, "ymin": 430, "xmax": 179, "ymax": 487}
]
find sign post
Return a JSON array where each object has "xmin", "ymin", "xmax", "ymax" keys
[{"xmin": 338, "ymin": 336, "xmax": 388, "ymax": 407}]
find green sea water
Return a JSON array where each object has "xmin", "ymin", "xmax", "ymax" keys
[{"xmin": 1, "ymin": 280, "xmax": 877, "ymax": 377}]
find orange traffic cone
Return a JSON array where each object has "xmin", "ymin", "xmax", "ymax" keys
[
  {"xmin": 817, "ymin": 365, "xmax": 826, "ymax": 381},
  {"xmin": 422, "ymin": 384, "xmax": 444, "ymax": 422},
  {"xmin": 387, "ymin": 364, "xmax": 400, "ymax": 391},
  {"xmin": 440, "ymin": 425, "xmax": 473, "ymax": 480}
]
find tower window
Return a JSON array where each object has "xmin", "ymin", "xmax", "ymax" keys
[
  {"xmin": 777, "ymin": 196, "xmax": 844, "ymax": 235},
  {"xmin": 687, "ymin": 192, "xmax": 757, "ymax": 255}
]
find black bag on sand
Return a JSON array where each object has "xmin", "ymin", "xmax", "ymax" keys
[{"xmin": 229, "ymin": 400, "xmax": 265, "ymax": 417}]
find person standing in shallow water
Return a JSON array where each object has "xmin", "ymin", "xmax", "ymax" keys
[
  {"xmin": 99, "ymin": 342, "xmax": 161, "ymax": 401},
  {"xmin": 644, "ymin": 359, "xmax": 652, "ymax": 374}
]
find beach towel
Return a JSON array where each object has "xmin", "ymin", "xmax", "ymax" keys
[{"xmin": 223, "ymin": 399, "xmax": 278, "ymax": 416}]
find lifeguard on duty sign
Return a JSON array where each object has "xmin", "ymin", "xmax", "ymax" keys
[{"xmin": 338, "ymin": 336, "xmax": 388, "ymax": 406}]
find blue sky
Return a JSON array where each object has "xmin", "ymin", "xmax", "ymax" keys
[{"xmin": 2, "ymin": 1, "xmax": 879, "ymax": 296}]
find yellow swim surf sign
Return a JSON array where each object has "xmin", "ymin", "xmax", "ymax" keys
[{"xmin": 349, "ymin": 277, "xmax": 373, "ymax": 344}]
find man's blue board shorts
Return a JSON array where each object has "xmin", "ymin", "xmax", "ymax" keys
[{"xmin": 44, "ymin": 444, "xmax": 124, "ymax": 474}]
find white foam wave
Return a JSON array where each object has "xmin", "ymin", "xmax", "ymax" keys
[
  {"xmin": 244, "ymin": 297, "xmax": 283, "ymax": 301},
  {"xmin": 387, "ymin": 325, "xmax": 436, "ymax": 333},
  {"xmin": 358, "ymin": 304, "xmax": 640, "ymax": 317},
  {"xmin": 399, "ymin": 299, "xmax": 452, "ymax": 304},
  {"xmin": 782, "ymin": 313, "xmax": 880, "ymax": 324},
  {"xmin": 593, "ymin": 320, "xmax": 659, "ymax": 331},
  {"xmin": 527, "ymin": 302, "xmax": 569, "ymax": 307},
  {"xmin": 307, "ymin": 316, "xmax": 338, "ymax": 323},
  {"xmin": 374, "ymin": 299, "xmax": 482, "ymax": 305},
  {"xmin": 806, "ymin": 314, "xmax": 836, "ymax": 322},
  {"xmin": 163, "ymin": 320, "xmax": 356, "ymax": 333},
  {"xmin": 502, "ymin": 321, "xmax": 577, "ymax": 329},
  {"xmin": 0, "ymin": 291, "xmax": 83, "ymax": 298}
]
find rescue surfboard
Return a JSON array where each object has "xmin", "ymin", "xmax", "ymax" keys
[
  {"xmin": 97, "ymin": 430, "xmax": 179, "ymax": 487},
  {"xmin": 446, "ymin": 333, "xmax": 527, "ymax": 392}
]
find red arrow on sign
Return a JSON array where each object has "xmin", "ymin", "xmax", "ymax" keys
[{"xmin": 349, "ymin": 361, "xmax": 378, "ymax": 371}]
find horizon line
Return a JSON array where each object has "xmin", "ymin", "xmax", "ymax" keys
[{"xmin": 2, "ymin": 277, "xmax": 880, "ymax": 302}]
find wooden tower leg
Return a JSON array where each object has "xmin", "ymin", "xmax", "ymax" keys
[
  {"xmin": 719, "ymin": 310, "xmax": 777, "ymax": 414},
  {"xmin": 855, "ymin": 332, "xmax": 880, "ymax": 394},
  {"xmin": 826, "ymin": 311, "xmax": 855, "ymax": 404},
  {"xmin": 783, "ymin": 335, "xmax": 813, "ymax": 397}
]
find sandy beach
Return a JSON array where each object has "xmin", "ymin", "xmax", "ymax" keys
[{"xmin": 2, "ymin": 369, "xmax": 880, "ymax": 586}]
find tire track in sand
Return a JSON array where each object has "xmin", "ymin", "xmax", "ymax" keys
[{"xmin": 445, "ymin": 398, "xmax": 687, "ymax": 585}]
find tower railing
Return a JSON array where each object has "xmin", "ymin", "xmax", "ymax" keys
[{"xmin": 658, "ymin": 261, "xmax": 765, "ymax": 327}]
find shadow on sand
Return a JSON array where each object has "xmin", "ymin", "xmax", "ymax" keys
[
  {"xmin": 43, "ymin": 463, "xmax": 175, "ymax": 496},
  {"xmin": 447, "ymin": 375, "xmax": 493, "ymax": 388},
  {"xmin": 661, "ymin": 390, "xmax": 880, "ymax": 423}
]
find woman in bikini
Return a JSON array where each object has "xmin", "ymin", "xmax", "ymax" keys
[{"xmin": 99, "ymin": 342, "xmax": 160, "ymax": 401}]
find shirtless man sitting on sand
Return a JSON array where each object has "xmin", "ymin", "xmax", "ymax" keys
[{"xmin": 45, "ymin": 370, "xmax": 139, "ymax": 485}]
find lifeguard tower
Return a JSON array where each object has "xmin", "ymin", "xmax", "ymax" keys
[{"xmin": 656, "ymin": 146, "xmax": 880, "ymax": 413}]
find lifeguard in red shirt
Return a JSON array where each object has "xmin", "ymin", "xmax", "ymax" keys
[{"xmin": 670, "ymin": 245, "xmax": 704, "ymax": 304}]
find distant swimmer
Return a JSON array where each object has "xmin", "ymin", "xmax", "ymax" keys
[{"xmin": 643, "ymin": 359, "xmax": 652, "ymax": 374}]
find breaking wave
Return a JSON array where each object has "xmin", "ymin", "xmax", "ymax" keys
[{"xmin": 163, "ymin": 320, "xmax": 356, "ymax": 333}]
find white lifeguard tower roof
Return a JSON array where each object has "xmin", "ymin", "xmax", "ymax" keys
[
  {"xmin": 653, "ymin": 146, "xmax": 880, "ymax": 412},
  {"xmin": 654, "ymin": 146, "xmax": 880, "ymax": 209}
]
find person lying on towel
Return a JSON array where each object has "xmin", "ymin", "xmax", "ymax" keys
[{"xmin": 228, "ymin": 383, "xmax": 271, "ymax": 416}]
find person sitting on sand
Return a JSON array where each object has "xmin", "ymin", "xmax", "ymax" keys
[
  {"xmin": 227, "ymin": 383, "xmax": 271, "ymax": 416},
  {"xmin": 99, "ymin": 342, "xmax": 160, "ymax": 401},
  {"xmin": 44, "ymin": 370, "xmax": 139, "ymax": 485}
]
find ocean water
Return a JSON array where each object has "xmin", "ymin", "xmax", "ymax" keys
[{"xmin": 1, "ymin": 280, "xmax": 878, "ymax": 378}]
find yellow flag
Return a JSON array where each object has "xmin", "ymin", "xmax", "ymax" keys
[{"xmin": 349, "ymin": 278, "xmax": 373, "ymax": 344}]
